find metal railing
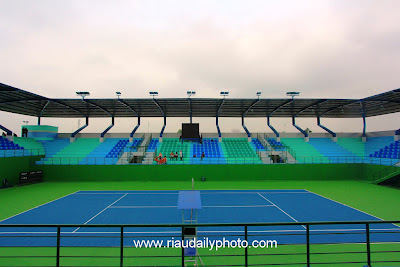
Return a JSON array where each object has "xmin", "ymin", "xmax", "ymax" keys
[
  {"xmin": 0, "ymin": 148, "xmax": 45, "ymax": 158},
  {"xmin": 371, "ymin": 162, "xmax": 400, "ymax": 183},
  {"xmin": 1, "ymin": 220, "xmax": 399, "ymax": 267},
  {"xmin": 36, "ymin": 155, "xmax": 400, "ymax": 166}
]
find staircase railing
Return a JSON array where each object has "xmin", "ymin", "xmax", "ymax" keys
[{"xmin": 371, "ymin": 161, "xmax": 400, "ymax": 183}]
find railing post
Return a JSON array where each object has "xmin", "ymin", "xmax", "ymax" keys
[
  {"xmin": 306, "ymin": 224, "xmax": 310, "ymax": 267},
  {"xmin": 366, "ymin": 223, "xmax": 371, "ymax": 267},
  {"xmin": 56, "ymin": 226, "xmax": 61, "ymax": 267},
  {"xmin": 181, "ymin": 226, "xmax": 185, "ymax": 267},
  {"xmin": 120, "ymin": 226, "xmax": 124, "ymax": 267},
  {"xmin": 245, "ymin": 225, "xmax": 248, "ymax": 267}
]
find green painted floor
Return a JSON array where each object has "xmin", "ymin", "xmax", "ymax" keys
[{"xmin": 1, "ymin": 180, "xmax": 400, "ymax": 266}]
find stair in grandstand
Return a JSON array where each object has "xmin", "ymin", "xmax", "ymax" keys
[{"xmin": 281, "ymin": 138, "xmax": 328, "ymax": 163}]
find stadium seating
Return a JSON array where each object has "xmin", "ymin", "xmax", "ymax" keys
[
  {"xmin": 0, "ymin": 137, "xmax": 23, "ymax": 150},
  {"xmin": 13, "ymin": 137, "xmax": 45, "ymax": 156},
  {"xmin": 251, "ymin": 138, "xmax": 265, "ymax": 151},
  {"xmin": 156, "ymin": 138, "xmax": 191, "ymax": 164},
  {"xmin": 147, "ymin": 138, "xmax": 159, "ymax": 152},
  {"xmin": 221, "ymin": 138, "xmax": 262, "ymax": 164},
  {"xmin": 336, "ymin": 138, "xmax": 365, "ymax": 157},
  {"xmin": 281, "ymin": 138, "xmax": 328, "ymax": 163},
  {"xmin": 308, "ymin": 138, "xmax": 359, "ymax": 163},
  {"xmin": 190, "ymin": 139, "xmax": 226, "ymax": 164},
  {"xmin": 266, "ymin": 138, "xmax": 286, "ymax": 151}
]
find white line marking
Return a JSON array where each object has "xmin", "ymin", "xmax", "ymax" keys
[
  {"xmin": 72, "ymin": 194, "xmax": 127, "ymax": 233},
  {"xmin": 257, "ymin": 192, "xmax": 306, "ymax": 230},
  {"xmin": 109, "ymin": 205, "xmax": 276, "ymax": 209},
  {"xmin": 0, "ymin": 191, "xmax": 79, "ymax": 223},
  {"xmin": 110, "ymin": 206, "xmax": 177, "ymax": 208},
  {"xmin": 75, "ymin": 192, "xmax": 178, "ymax": 195}
]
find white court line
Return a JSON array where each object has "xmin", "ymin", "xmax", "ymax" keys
[
  {"xmin": 75, "ymin": 192, "xmax": 178, "ymax": 195},
  {"xmin": 110, "ymin": 206, "xmax": 178, "ymax": 208},
  {"xmin": 201, "ymin": 192, "xmax": 310, "ymax": 194},
  {"xmin": 257, "ymin": 192, "xmax": 306, "ymax": 230},
  {"xmin": 109, "ymin": 205, "xmax": 276, "ymax": 209},
  {"xmin": 0, "ymin": 191, "xmax": 79, "ymax": 223},
  {"xmin": 72, "ymin": 194, "xmax": 127, "ymax": 233}
]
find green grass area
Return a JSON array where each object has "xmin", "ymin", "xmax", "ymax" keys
[{"xmin": 1, "ymin": 180, "xmax": 400, "ymax": 266}]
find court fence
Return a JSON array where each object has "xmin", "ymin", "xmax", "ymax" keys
[
  {"xmin": 1, "ymin": 220, "xmax": 399, "ymax": 267},
  {"xmin": 35, "ymin": 155, "xmax": 400, "ymax": 166}
]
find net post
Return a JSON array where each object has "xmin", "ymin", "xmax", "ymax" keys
[
  {"xmin": 120, "ymin": 226, "xmax": 124, "ymax": 267},
  {"xmin": 56, "ymin": 226, "xmax": 61, "ymax": 267},
  {"xmin": 366, "ymin": 223, "xmax": 371, "ymax": 267},
  {"xmin": 306, "ymin": 224, "xmax": 310, "ymax": 267}
]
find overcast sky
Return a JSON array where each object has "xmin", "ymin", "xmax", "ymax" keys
[{"xmin": 1, "ymin": 0, "xmax": 399, "ymax": 134}]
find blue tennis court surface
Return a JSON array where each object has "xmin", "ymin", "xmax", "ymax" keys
[{"xmin": 1, "ymin": 189, "xmax": 399, "ymax": 247}]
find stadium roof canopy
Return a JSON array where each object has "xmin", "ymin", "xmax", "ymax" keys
[{"xmin": 1, "ymin": 82, "xmax": 400, "ymax": 119}]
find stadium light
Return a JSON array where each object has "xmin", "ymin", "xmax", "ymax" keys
[
  {"xmin": 256, "ymin": 92, "xmax": 262, "ymax": 99},
  {"xmin": 187, "ymin": 91, "xmax": 196, "ymax": 97},
  {"xmin": 286, "ymin": 91, "xmax": 300, "ymax": 99},
  {"xmin": 76, "ymin": 91, "xmax": 90, "ymax": 99},
  {"xmin": 149, "ymin": 91, "xmax": 159, "ymax": 98},
  {"xmin": 116, "ymin": 92, "xmax": 121, "ymax": 99},
  {"xmin": 220, "ymin": 91, "xmax": 229, "ymax": 98},
  {"xmin": 22, "ymin": 120, "xmax": 29, "ymax": 125}
]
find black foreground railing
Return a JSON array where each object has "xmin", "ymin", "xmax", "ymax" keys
[{"xmin": 1, "ymin": 220, "xmax": 400, "ymax": 267}]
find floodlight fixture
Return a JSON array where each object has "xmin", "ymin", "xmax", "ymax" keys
[
  {"xmin": 220, "ymin": 91, "xmax": 229, "ymax": 98},
  {"xmin": 76, "ymin": 91, "xmax": 90, "ymax": 99},
  {"xmin": 286, "ymin": 91, "xmax": 300, "ymax": 99},
  {"xmin": 22, "ymin": 120, "xmax": 29, "ymax": 125},
  {"xmin": 116, "ymin": 92, "xmax": 121, "ymax": 99},
  {"xmin": 149, "ymin": 91, "xmax": 159, "ymax": 98},
  {"xmin": 187, "ymin": 91, "xmax": 196, "ymax": 97},
  {"xmin": 256, "ymin": 92, "xmax": 262, "ymax": 99}
]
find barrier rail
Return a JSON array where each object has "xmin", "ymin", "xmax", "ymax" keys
[
  {"xmin": 0, "ymin": 220, "xmax": 399, "ymax": 266},
  {"xmin": 371, "ymin": 162, "xmax": 400, "ymax": 183},
  {"xmin": 35, "ymin": 155, "xmax": 400, "ymax": 166},
  {"xmin": 0, "ymin": 148, "xmax": 45, "ymax": 158}
]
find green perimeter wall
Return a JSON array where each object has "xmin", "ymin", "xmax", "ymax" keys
[
  {"xmin": 0, "ymin": 156, "xmax": 42, "ymax": 186},
  {"xmin": 0, "ymin": 156, "xmax": 391, "ymax": 183}
]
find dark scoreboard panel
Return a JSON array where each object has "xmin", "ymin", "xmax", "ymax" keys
[
  {"xmin": 182, "ymin": 123, "xmax": 199, "ymax": 138},
  {"xmin": 20, "ymin": 170, "xmax": 43, "ymax": 185}
]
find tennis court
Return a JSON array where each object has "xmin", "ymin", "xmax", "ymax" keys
[{"xmin": 1, "ymin": 189, "xmax": 400, "ymax": 247}]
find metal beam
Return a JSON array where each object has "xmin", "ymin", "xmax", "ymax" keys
[
  {"xmin": 37, "ymin": 100, "xmax": 51, "ymax": 125},
  {"xmin": 295, "ymin": 99, "xmax": 327, "ymax": 116},
  {"xmin": 242, "ymin": 99, "xmax": 260, "ymax": 137},
  {"xmin": 71, "ymin": 117, "xmax": 89, "ymax": 138},
  {"xmin": 118, "ymin": 99, "xmax": 138, "ymax": 116},
  {"xmin": 292, "ymin": 116, "xmax": 308, "ymax": 138},
  {"xmin": 269, "ymin": 99, "xmax": 293, "ymax": 116},
  {"xmin": 319, "ymin": 100, "xmax": 360, "ymax": 117},
  {"xmin": 188, "ymin": 98, "xmax": 192, "ymax": 124},
  {"xmin": 130, "ymin": 116, "xmax": 140, "ymax": 138},
  {"xmin": 216, "ymin": 99, "xmax": 225, "ymax": 138},
  {"xmin": 101, "ymin": 117, "xmax": 115, "ymax": 138},
  {"xmin": 0, "ymin": 124, "xmax": 12, "ymax": 136},
  {"xmin": 317, "ymin": 117, "xmax": 336, "ymax": 137},
  {"xmin": 360, "ymin": 101, "xmax": 366, "ymax": 138},
  {"xmin": 52, "ymin": 100, "xmax": 86, "ymax": 116},
  {"xmin": 84, "ymin": 100, "xmax": 112, "ymax": 117},
  {"xmin": 153, "ymin": 99, "xmax": 166, "ymax": 137},
  {"xmin": 267, "ymin": 116, "xmax": 279, "ymax": 138}
]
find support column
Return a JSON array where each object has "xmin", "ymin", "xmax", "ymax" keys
[
  {"xmin": 159, "ymin": 115, "xmax": 166, "ymax": 142},
  {"xmin": 100, "ymin": 117, "xmax": 115, "ymax": 142},
  {"xmin": 216, "ymin": 116, "xmax": 222, "ymax": 142},
  {"xmin": 317, "ymin": 117, "xmax": 337, "ymax": 142},
  {"xmin": 129, "ymin": 116, "xmax": 140, "ymax": 142},
  {"xmin": 0, "ymin": 124, "xmax": 12, "ymax": 136},
  {"xmin": 267, "ymin": 116, "xmax": 280, "ymax": 142},
  {"xmin": 292, "ymin": 116, "xmax": 309, "ymax": 142},
  {"xmin": 362, "ymin": 114, "xmax": 367, "ymax": 142},
  {"xmin": 71, "ymin": 117, "xmax": 89, "ymax": 142},
  {"xmin": 242, "ymin": 116, "xmax": 251, "ymax": 142}
]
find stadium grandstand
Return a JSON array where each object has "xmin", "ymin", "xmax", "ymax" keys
[{"xmin": 1, "ymin": 82, "xmax": 400, "ymax": 266}]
